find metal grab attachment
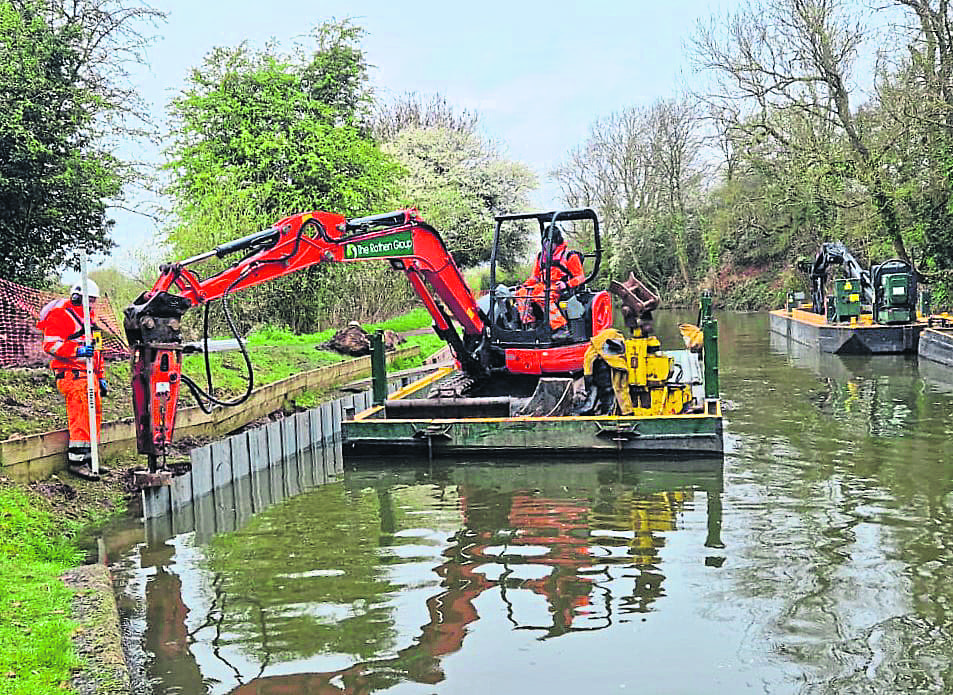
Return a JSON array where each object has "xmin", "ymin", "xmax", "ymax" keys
[{"xmin": 609, "ymin": 272, "xmax": 659, "ymax": 336}]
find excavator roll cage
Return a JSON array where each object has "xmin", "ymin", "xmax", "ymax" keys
[{"xmin": 480, "ymin": 209, "xmax": 611, "ymax": 361}]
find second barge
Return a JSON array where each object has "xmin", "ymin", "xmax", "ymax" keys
[{"xmin": 769, "ymin": 307, "xmax": 926, "ymax": 354}]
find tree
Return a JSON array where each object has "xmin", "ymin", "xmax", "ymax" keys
[
  {"xmin": 552, "ymin": 97, "xmax": 706, "ymax": 290},
  {"xmin": 372, "ymin": 92, "xmax": 479, "ymax": 143},
  {"xmin": 875, "ymin": 1, "xmax": 953, "ymax": 296},
  {"xmin": 164, "ymin": 21, "xmax": 407, "ymax": 332},
  {"xmin": 377, "ymin": 94, "xmax": 537, "ymax": 269},
  {"xmin": 0, "ymin": 0, "xmax": 163, "ymax": 285},
  {"xmin": 692, "ymin": 0, "xmax": 914, "ymax": 263},
  {"xmin": 297, "ymin": 20, "xmax": 373, "ymax": 126}
]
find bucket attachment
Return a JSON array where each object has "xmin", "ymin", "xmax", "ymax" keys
[{"xmin": 516, "ymin": 377, "xmax": 575, "ymax": 417}]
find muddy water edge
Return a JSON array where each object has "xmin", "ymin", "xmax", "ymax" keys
[{"xmin": 95, "ymin": 311, "xmax": 953, "ymax": 694}]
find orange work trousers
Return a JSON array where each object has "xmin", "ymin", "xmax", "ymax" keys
[
  {"xmin": 57, "ymin": 375, "xmax": 102, "ymax": 444},
  {"xmin": 515, "ymin": 282, "xmax": 567, "ymax": 330}
]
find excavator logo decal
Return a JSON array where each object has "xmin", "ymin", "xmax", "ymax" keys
[{"xmin": 345, "ymin": 231, "xmax": 414, "ymax": 259}]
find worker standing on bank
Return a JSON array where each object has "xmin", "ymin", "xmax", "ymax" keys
[
  {"xmin": 515, "ymin": 223, "xmax": 586, "ymax": 339},
  {"xmin": 37, "ymin": 280, "xmax": 108, "ymax": 480}
]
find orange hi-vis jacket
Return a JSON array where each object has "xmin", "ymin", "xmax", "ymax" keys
[
  {"xmin": 38, "ymin": 298, "xmax": 104, "ymax": 454},
  {"xmin": 516, "ymin": 243, "xmax": 587, "ymax": 331},
  {"xmin": 525, "ymin": 243, "xmax": 585, "ymax": 289},
  {"xmin": 38, "ymin": 298, "xmax": 104, "ymax": 377}
]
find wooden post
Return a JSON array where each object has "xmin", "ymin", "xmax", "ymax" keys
[{"xmin": 701, "ymin": 292, "xmax": 719, "ymax": 403}]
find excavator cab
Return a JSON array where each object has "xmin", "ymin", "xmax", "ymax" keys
[{"xmin": 476, "ymin": 209, "xmax": 612, "ymax": 374}]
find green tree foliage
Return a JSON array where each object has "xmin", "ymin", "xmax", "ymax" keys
[
  {"xmin": 298, "ymin": 21, "xmax": 374, "ymax": 124},
  {"xmin": 384, "ymin": 126, "xmax": 536, "ymax": 268},
  {"xmin": 0, "ymin": 0, "xmax": 162, "ymax": 285},
  {"xmin": 164, "ymin": 22, "xmax": 409, "ymax": 332}
]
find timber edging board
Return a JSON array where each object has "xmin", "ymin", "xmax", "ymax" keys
[{"xmin": 0, "ymin": 345, "xmax": 420, "ymax": 482}]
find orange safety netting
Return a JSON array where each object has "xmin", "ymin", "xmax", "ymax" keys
[{"xmin": 0, "ymin": 277, "xmax": 129, "ymax": 367}]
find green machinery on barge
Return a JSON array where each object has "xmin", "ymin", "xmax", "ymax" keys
[{"xmin": 770, "ymin": 241, "xmax": 928, "ymax": 354}]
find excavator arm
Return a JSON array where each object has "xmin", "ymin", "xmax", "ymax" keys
[
  {"xmin": 124, "ymin": 208, "xmax": 486, "ymax": 466},
  {"xmin": 797, "ymin": 241, "xmax": 873, "ymax": 315}
]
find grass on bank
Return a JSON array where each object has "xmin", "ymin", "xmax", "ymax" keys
[
  {"xmin": 0, "ymin": 309, "xmax": 444, "ymax": 440},
  {"xmin": 0, "ymin": 488, "xmax": 84, "ymax": 694}
]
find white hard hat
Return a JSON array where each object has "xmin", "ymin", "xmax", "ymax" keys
[{"xmin": 70, "ymin": 279, "xmax": 100, "ymax": 298}]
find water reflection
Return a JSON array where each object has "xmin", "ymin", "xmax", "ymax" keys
[
  {"xmin": 769, "ymin": 331, "xmax": 922, "ymax": 438},
  {"xmin": 723, "ymin": 314, "xmax": 953, "ymax": 693},
  {"xmin": 113, "ymin": 458, "xmax": 723, "ymax": 694}
]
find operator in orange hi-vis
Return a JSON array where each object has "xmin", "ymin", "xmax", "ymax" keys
[
  {"xmin": 514, "ymin": 222, "xmax": 586, "ymax": 340},
  {"xmin": 37, "ymin": 280, "xmax": 109, "ymax": 481}
]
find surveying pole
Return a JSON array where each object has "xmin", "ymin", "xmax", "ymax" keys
[{"xmin": 80, "ymin": 254, "xmax": 100, "ymax": 475}]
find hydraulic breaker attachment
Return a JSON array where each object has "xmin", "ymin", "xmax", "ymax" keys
[{"xmin": 124, "ymin": 291, "xmax": 191, "ymax": 469}]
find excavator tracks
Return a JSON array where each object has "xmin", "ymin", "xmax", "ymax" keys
[{"xmin": 427, "ymin": 372, "xmax": 477, "ymax": 399}]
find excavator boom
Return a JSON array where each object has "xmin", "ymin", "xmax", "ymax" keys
[{"xmin": 124, "ymin": 209, "xmax": 485, "ymax": 466}]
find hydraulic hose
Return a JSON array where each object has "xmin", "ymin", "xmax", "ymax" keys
[
  {"xmin": 180, "ymin": 274, "xmax": 255, "ymax": 414},
  {"xmin": 179, "ymin": 218, "xmax": 319, "ymax": 414}
]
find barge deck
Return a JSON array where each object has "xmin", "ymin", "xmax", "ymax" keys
[{"xmin": 344, "ymin": 353, "xmax": 723, "ymax": 460}]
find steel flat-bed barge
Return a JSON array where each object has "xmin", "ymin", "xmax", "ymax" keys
[
  {"xmin": 344, "ymin": 346, "xmax": 723, "ymax": 460},
  {"xmin": 769, "ymin": 308, "xmax": 926, "ymax": 354}
]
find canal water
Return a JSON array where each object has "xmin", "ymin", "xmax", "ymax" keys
[{"xmin": 104, "ymin": 312, "xmax": 953, "ymax": 694}]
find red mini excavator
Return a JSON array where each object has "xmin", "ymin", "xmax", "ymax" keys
[{"xmin": 124, "ymin": 208, "xmax": 612, "ymax": 468}]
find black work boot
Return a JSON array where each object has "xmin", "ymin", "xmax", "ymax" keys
[{"xmin": 67, "ymin": 444, "xmax": 100, "ymax": 481}]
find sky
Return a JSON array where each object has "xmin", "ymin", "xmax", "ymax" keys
[{"xmin": 103, "ymin": 0, "xmax": 740, "ymax": 275}]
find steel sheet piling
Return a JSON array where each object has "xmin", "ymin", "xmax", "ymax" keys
[
  {"xmin": 331, "ymin": 399, "xmax": 343, "ymax": 436},
  {"xmin": 230, "ymin": 432, "xmax": 251, "ymax": 479},
  {"xmin": 281, "ymin": 417, "xmax": 299, "ymax": 498},
  {"xmin": 309, "ymin": 408, "xmax": 326, "ymax": 484},
  {"xmin": 141, "ymin": 394, "xmax": 356, "ymax": 530},
  {"xmin": 210, "ymin": 439, "xmax": 234, "ymax": 531},
  {"xmin": 248, "ymin": 427, "xmax": 269, "ymax": 510},
  {"xmin": 295, "ymin": 411, "xmax": 314, "ymax": 488},
  {"xmin": 190, "ymin": 445, "xmax": 213, "ymax": 498},
  {"xmin": 320, "ymin": 403, "xmax": 333, "ymax": 441}
]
